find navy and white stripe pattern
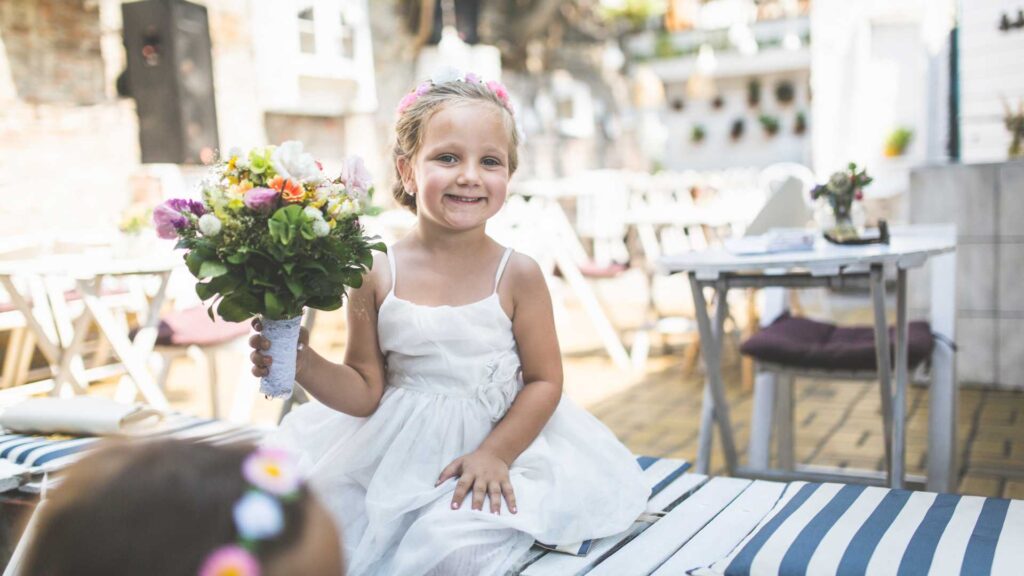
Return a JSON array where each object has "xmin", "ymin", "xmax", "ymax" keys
[
  {"xmin": 690, "ymin": 481, "xmax": 1023, "ymax": 576},
  {"xmin": 537, "ymin": 456, "xmax": 692, "ymax": 557},
  {"xmin": 0, "ymin": 414, "xmax": 266, "ymax": 475}
]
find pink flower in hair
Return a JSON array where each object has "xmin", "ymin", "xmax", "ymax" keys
[
  {"xmin": 415, "ymin": 82, "xmax": 431, "ymax": 96},
  {"xmin": 396, "ymin": 92, "xmax": 418, "ymax": 114},
  {"xmin": 198, "ymin": 545, "xmax": 260, "ymax": 576},
  {"xmin": 486, "ymin": 80, "xmax": 512, "ymax": 113},
  {"xmin": 464, "ymin": 72, "xmax": 480, "ymax": 84}
]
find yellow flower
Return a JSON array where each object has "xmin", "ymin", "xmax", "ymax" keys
[{"xmin": 228, "ymin": 199, "xmax": 245, "ymax": 211}]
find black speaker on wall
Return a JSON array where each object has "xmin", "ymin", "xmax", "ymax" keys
[{"xmin": 122, "ymin": 0, "xmax": 219, "ymax": 164}]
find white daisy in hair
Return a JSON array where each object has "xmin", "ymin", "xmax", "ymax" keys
[{"xmin": 430, "ymin": 65, "xmax": 464, "ymax": 85}]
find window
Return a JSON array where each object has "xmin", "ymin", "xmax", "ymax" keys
[
  {"xmin": 298, "ymin": 6, "xmax": 316, "ymax": 54},
  {"xmin": 336, "ymin": 10, "xmax": 355, "ymax": 59}
]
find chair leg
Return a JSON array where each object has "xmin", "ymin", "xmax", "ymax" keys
[
  {"xmin": 1, "ymin": 327, "xmax": 27, "ymax": 389},
  {"xmin": 200, "ymin": 346, "xmax": 220, "ymax": 419},
  {"xmin": 775, "ymin": 374, "xmax": 795, "ymax": 471}
]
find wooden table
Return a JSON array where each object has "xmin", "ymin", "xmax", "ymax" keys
[{"xmin": 0, "ymin": 251, "xmax": 183, "ymax": 409}]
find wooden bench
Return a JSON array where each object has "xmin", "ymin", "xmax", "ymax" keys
[{"xmin": 510, "ymin": 458, "xmax": 1023, "ymax": 575}]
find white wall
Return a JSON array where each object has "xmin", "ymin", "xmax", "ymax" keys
[
  {"xmin": 811, "ymin": 0, "xmax": 955, "ymax": 197},
  {"xmin": 960, "ymin": 0, "xmax": 1024, "ymax": 163}
]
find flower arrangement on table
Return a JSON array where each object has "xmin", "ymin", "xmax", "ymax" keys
[
  {"xmin": 154, "ymin": 141, "xmax": 386, "ymax": 398},
  {"xmin": 810, "ymin": 163, "xmax": 873, "ymax": 242}
]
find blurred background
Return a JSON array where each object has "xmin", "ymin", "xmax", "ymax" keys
[{"xmin": 1, "ymin": 0, "xmax": 1024, "ymax": 499}]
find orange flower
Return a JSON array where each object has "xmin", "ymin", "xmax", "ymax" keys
[{"xmin": 270, "ymin": 175, "xmax": 304, "ymax": 203}]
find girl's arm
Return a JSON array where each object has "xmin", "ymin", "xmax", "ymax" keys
[
  {"xmin": 252, "ymin": 254, "xmax": 388, "ymax": 417},
  {"xmin": 479, "ymin": 254, "xmax": 563, "ymax": 463},
  {"xmin": 437, "ymin": 254, "xmax": 563, "ymax": 513}
]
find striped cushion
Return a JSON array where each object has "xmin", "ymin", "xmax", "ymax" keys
[
  {"xmin": 0, "ymin": 414, "xmax": 267, "ymax": 476},
  {"xmin": 689, "ymin": 481, "xmax": 1022, "ymax": 576}
]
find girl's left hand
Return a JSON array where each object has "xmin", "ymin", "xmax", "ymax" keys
[{"xmin": 436, "ymin": 450, "xmax": 517, "ymax": 515}]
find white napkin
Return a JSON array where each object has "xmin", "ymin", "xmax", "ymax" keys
[{"xmin": 0, "ymin": 397, "xmax": 163, "ymax": 435}]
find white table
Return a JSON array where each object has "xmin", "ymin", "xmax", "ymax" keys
[
  {"xmin": 0, "ymin": 251, "xmax": 183, "ymax": 409},
  {"xmin": 658, "ymin": 227, "xmax": 958, "ymax": 492}
]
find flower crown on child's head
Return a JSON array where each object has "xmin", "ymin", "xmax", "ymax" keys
[
  {"xmin": 197, "ymin": 448, "xmax": 304, "ymax": 576},
  {"xmin": 396, "ymin": 66, "xmax": 513, "ymax": 116}
]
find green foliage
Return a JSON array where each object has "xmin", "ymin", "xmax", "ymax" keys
[
  {"xmin": 177, "ymin": 206, "xmax": 385, "ymax": 322},
  {"xmin": 884, "ymin": 127, "xmax": 914, "ymax": 157},
  {"xmin": 758, "ymin": 114, "xmax": 780, "ymax": 136}
]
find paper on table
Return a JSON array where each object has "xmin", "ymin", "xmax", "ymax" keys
[
  {"xmin": 0, "ymin": 397, "xmax": 163, "ymax": 436},
  {"xmin": 724, "ymin": 230, "xmax": 816, "ymax": 255}
]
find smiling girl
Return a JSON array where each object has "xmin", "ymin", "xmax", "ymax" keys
[{"xmin": 250, "ymin": 70, "xmax": 648, "ymax": 576}]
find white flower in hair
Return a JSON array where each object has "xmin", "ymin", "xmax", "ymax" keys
[{"xmin": 430, "ymin": 66, "xmax": 464, "ymax": 85}]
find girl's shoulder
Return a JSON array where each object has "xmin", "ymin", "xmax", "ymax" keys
[{"xmin": 499, "ymin": 249, "xmax": 546, "ymax": 300}]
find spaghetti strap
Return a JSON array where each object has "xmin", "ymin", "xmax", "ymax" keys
[
  {"xmin": 387, "ymin": 247, "xmax": 397, "ymax": 297},
  {"xmin": 493, "ymin": 247, "xmax": 513, "ymax": 293}
]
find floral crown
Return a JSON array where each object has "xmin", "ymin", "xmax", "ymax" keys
[
  {"xmin": 197, "ymin": 448, "xmax": 304, "ymax": 576},
  {"xmin": 396, "ymin": 67, "xmax": 513, "ymax": 116}
]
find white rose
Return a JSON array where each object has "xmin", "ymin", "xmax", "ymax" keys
[
  {"xmin": 235, "ymin": 156, "xmax": 249, "ymax": 170},
  {"xmin": 430, "ymin": 65, "xmax": 464, "ymax": 85},
  {"xmin": 271, "ymin": 141, "xmax": 321, "ymax": 183},
  {"xmin": 340, "ymin": 198, "xmax": 361, "ymax": 215},
  {"xmin": 338, "ymin": 156, "xmax": 373, "ymax": 200},
  {"xmin": 303, "ymin": 206, "xmax": 324, "ymax": 221},
  {"xmin": 198, "ymin": 214, "xmax": 222, "ymax": 236},
  {"xmin": 312, "ymin": 219, "xmax": 330, "ymax": 237}
]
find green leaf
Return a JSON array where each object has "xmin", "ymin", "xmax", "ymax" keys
[
  {"xmin": 226, "ymin": 251, "xmax": 250, "ymax": 264},
  {"xmin": 217, "ymin": 290, "xmax": 261, "ymax": 322},
  {"xmin": 264, "ymin": 292, "xmax": 283, "ymax": 318},
  {"xmin": 185, "ymin": 251, "xmax": 205, "ymax": 276},
  {"xmin": 198, "ymin": 260, "xmax": 228, "ymax": 279},
  {"xmin": 284, "ymin": 276, "xmax": 305, "ymax": 298},
  {"xmin": 283, "ymin": 262, "xmax": 296, "ymax": 274}
]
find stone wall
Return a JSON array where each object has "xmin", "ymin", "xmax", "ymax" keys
[{"xmin": 909, "ymin": 161, "xmax": 1024, "ymax": 389}]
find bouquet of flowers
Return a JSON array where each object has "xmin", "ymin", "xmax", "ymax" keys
[
  {"xmin": 154, "ymin": 141, "xmax": 385, "ymax": 398},
  {"xmin": 810, "ymin": 162, "xmax": 873, "ymax": 241}
]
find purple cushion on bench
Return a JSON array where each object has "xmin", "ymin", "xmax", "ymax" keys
[
  {"xmin": 740, "ymin": 313, "xmax": 933, "ymax": 371},
  {"xmin": 154, "ymin": 306, "xmax": 250, "ymax": 347}
]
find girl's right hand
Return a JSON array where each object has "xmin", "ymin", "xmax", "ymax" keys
[{"xmin": 248, "ymin": 318, "xmax": 310, "ymax": 378}]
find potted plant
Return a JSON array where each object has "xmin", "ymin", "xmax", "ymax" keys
[
  {"xmin": 691, "ymin": 124, "xmax": 706, "ymax": 144},
  {"xmin": 810, "ymin": 163, "xmax": 873, "ymax": 242},
  {"xmin": 730, "ymin": 118, "xmax": 745, "ymax": 140},
  {"xmin": 774, "ymin": 80, "xmax": 795, "ymax": 105},
  {"xmin": 712, "ymin": 95, "xmax": 725, "ymax": 109},
  {"xmin": 747, "ymin": 79, "xmax": 761, "ymax": 107},
  {"xmin": 884, "ymin": 127, "xmax": 914, "ymax": 157},
  {"xmin": 758, "ymin": 114, "xmax": 780, "ymax": 137},
  {"xmin": 794, "ymin": 111, "xmax": 807, "ymax": 135},
  {"xmin": 1005, "ymin": 98, "xmax": 1024, "ymax": 158}
]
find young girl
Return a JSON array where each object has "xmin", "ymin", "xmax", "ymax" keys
[
  {"xmin": 251, "ymin": 71, "xmax": 649, "ymax": 575},
  {"xmin": 20, "ymin": 439, "xmax": 343, "ymax": 576}
]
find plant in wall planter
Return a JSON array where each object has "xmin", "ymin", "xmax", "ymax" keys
[
  {"xmin": 1005, "ymin": 98, "xmax": 1024, "ymax": 158},
  {"xmin": 774, "ymin": 80, "xmax": 795, "ymax": 105},
  {"xmin": 691, "ymin": 124, "xmax": 706, "ymax": 144},
  {"xmin": 794, "ymin": 111, "xmax": 807, "ymax": 135},
  {"xmin": 747, "ymin": 79, "xmax": 761, "ymax": 108},
  {"xmin": 730, "ymin": 118, "xmax": 745, "ymax": 141},
  {"xmin": 884, "ymin": 127, "xmax": 914, "ymax": 157},
  {"xmin": 758, "ymin": 114, "xmax": 780, "ymax": 137},
  {"xmin": 712, "ymin": 95, "xmax": 725, "ymax": 109}
]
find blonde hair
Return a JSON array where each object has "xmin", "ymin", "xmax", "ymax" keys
[{"xmin": 391, "ymin": 80, "xmax": 519, "ymax": 213}]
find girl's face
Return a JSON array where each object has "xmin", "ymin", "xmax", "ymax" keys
[{"xmin": 399, "ymin": 101, "xmax": 512, "ymax": 232}]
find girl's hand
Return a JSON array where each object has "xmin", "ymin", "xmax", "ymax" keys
[
  {"xmin": 248, "ymin": 318, "xmax": 310, "ymax": 378},
  {"xmin": 436, "ymin": 449, "xmax": 517, "ymax": 514}
]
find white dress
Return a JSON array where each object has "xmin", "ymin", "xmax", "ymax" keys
[{"xmin": 269, "ymin": 247, "xmax": 649, "ymax": 576}]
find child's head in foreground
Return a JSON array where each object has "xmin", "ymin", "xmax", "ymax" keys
[
  {"xmin": 21, "ymin": 439, "xmax": 342, "ymax": 576},
  {"xmin": 391, "ymin": 70, "xmax": 520, "ymax": 224}
]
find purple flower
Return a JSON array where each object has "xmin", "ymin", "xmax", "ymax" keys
[{"xmin": 244, "ymin": 187, "xmax": 280, "ymax": 214}]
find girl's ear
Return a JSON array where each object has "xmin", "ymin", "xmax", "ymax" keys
[{"xmin": 397, "ymin": 156, "xmax": 416, "ymax": 195}]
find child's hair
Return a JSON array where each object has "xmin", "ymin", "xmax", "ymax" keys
[
  {"xmin": 20, "ymin": 439, "xmax": 312, "ymax": 576},
  {"xmin": 391, "ymin": 78, "xmax": 520, "ymax": 213}
]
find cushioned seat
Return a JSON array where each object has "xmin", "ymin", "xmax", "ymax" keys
[
  {"xmin": 740, "ymin": 313, "xmax": 933, "ymax": 372},
  {"xmin": 153, "ymin": 306, "xmax": 250, "ymax": 346}
]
